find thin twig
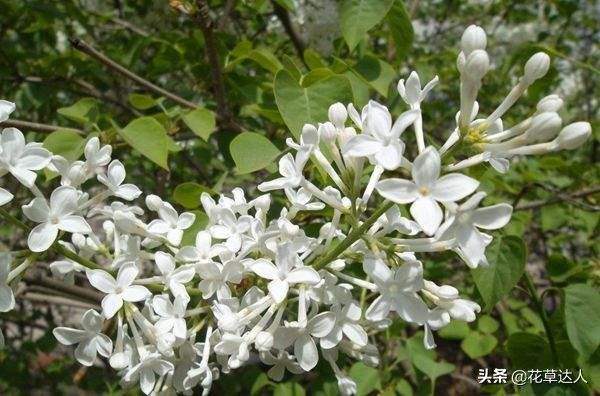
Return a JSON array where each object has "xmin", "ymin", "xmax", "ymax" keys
[
  {"xmin": 69, "ymin": 38, "xmax": 199, "ymax": 109},
  {"xmin": 21, "ymin": 292, "xmax": 99, "ymax": 309},
  {"xmin": 194, "ymin": 0, "xmax": 241, "ymax": 132},
  {"xmin": 23, "ymin": 274, "xmax": 103, "ymax": 303},
  {"xmin": 0, "ymin": 119, "xmax": 84, "ymax": 134},
  {"xmin": 515, "ymin": 186, "xmax": 600, "ymax": 211},
  {"xmin": 271, "ymin": 0, "xmax": 307, "ymax": 65}
]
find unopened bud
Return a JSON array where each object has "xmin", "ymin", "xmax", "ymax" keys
[
  {"xmin": 328, "ymin": 102, "xmax": 347, "ymax": 128},
  {"xmin": 318, "ymin": 122, "xmax": 337, "ymax": 143},
  {"xmin": 524, "ymin": 112, "xmax": 562, "ymax": 142},
  {"xmin": 464, "ymin": 50, "xmax": 489, "ymax": 80},
  {"xmin": 523, "ymin": 52, "xmax": 550, "ymax": 84},
  {"xmin": 145, "ymin": 194, "xmax": 162, "ymax": 211},
  {"xmin": 554, "ymin": 122, "xmax": 592, "ymax": 150},
  {"xmin": 255, "ymin": 331, "xmax": 274, "ymax": 351},
  {"xmin": 461, "ymin": 25, "xmax": 487, "ymax": 55},
  {"xmin": 536, "ymin": 94, "xmax": 563, "ymax": 113}
]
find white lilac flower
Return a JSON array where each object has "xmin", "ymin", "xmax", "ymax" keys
[
  {"xmin": 273, "ymin": 311, "xmax": 336, "ymax": 371},
  {"xmin": 22, "ymin": 186, "xmax": 92, "ymax": 252},
  {"xmin": 424, "ymin": 280, "xmax": 481, "ymax": 330},
  {"xmin": 98, "ymin": 160, "xmax": 142, "ymax": 200},
  {"xmin": 52, "ymin": 309, "xmax": 113, "ymax": 366},
  {"xmin": 342, "ymin": 102, "xmax": 418, "ymax": 170},
  {"xmin": 257, "ymin": 152, "xmax": 307, "ymax": 192},
  {"xmin": 0, "ymin": 127, "xmax": 51, "ymax": 187},
  {"xmin": 320, "ymin": 300, "xmax": 368, "ymax": 349},
  {"xmin": 176, "ymin": 230, "xmax": 222, "ymax": 266},
  {"xmin": 152, "ymin": 294, "xmax": 189, "ymax": 339},
  {"xmin": 250, "ymin": 242, "xmax": 321, "ymax": 303},
  {"xmin": 123, "ymin": 347, "xmax": 174, "ymax": 395},
  {"xmin": 83, "ymin": 137, "xmax": 112, "ymax": 174},
  {"xmin": 197, "ymin": 259, "xmax": 243, "ymax": 300},
  {"xmin": 208, "ymin": 208, "xmax": 253, "ymax": 253},
  {"xmin": 147, "ymin": 200, "xmax": 195, "ymax": 246},
  {"xmin": 154, "ymin": 251, "xmax": 195, "ymax": 299},
  {"xmin": 376, "ymin": 146, "xmax": 479, "ymax": 235},
  {"xmin": 436, "ymin": 192, "xmax": 512, "ymax": 268},
  {"xmin": 86, "ymin": 262, "xmax": 151, "ymax": 318},
  {"xmin": 259, "ymin": 350, "xmax": 304, "ymax": 381},
  {"xmin": 0, "ymin": 253, "xmax": 14, "ymax": 312},
  {"xmin": 363, "ymin": 255, "xmax": 428, "ymax": 324}
]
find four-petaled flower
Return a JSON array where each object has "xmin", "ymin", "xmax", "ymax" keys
[
  {"xmin": 98, "ymin": 160, "xmax": 142, "ymax": 201},
  {"xmin": 23, "ymin": 186, "xmax": 92, "ymax": 252},
  {"xmin": 376, "ymin": 146, "xmax": 479, "ymax": 235},
  {"xmin": 87, "ymin": 262, "xmax": 151, "ymax": 318},
  {"xmin": 0, "ymin": 127, "xmax": 51, "ymax": 187},
  {"xmin": 53, "ymin": 309, "xmax": 113, "ymax": 366}
]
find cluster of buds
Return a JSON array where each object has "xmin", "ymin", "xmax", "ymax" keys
[{"xmin": 0, "ymin": 25, "xmax": 591, "ymax": 395}]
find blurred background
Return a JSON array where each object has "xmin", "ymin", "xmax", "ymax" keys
[{"xmin": 0, "ymin": 0, "xmax": 598, "ymax": 394}]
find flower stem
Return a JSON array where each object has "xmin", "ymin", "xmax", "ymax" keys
[
  {"xmin": 523, "ymin": 271, "xmax": 559, "ymax": 366},
  {"xmin": 311, "ymin": 200, "xmax": 395, "ymax": 270}
]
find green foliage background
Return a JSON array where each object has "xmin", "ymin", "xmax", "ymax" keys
[{"xmin": 0, "ymin": 0, "xmax": 598, "ymax": 394}]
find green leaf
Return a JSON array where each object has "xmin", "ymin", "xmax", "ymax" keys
[
  {"xmin": 406, "ymin": 333, "xmax": 455, "ymax": 383},
  {"xmin": 57, "ymin": 98, "xmax": 98, "ymax": 124},
  {"xmin": 230, "ymin": 132, "xmax": 280, "ymax": 174},
  {"xmin": 128, "ymin": 93, "xmax": 157, "ymax": 110},
  {"xmin": 352, "ymin": 55, "xmax": 396, "ymax": 97},
  {"xmin": 438, "ymin": 320, "xmax": 470, "ymax": 340},
  {"xmin": 118, "ymin": 116, "xmax": 170, "ymax": 169},
  {"xmin": 274, "ymin": 69, "xmax": 354, "ymax": 137},
  {"xmin": 172, "ymin": 182, "xmax": 213, "ymax": 209},
  {"xmin": 478, "ymin": 315, "xmax": 500, "ymax": 334},
  {"xmin": 565, "ymin": 283, "xmax": 600, "ymax": 360},
  {"xmin": 273, "ymin": 382, "xmax": 305, "ymax": 396},
  {"xmin": 180, "ymin": 210, "xmax": 209, "ymax": 247},
  {"xmin": 506, "ymin": 332, "xmax": 553, "ymax": 369},
  {"xmin": 182, "ymin": 108, "xmax": 216, "ymax": 140},
  {"xmin": 42, "ymin": 130, "xmax": 85, "ymax": 161},
  {"xmin": 461, "ymin": 332, "xmax": 498, "ymax": 359},
  {"xmin": 304, "ymin": 48, "xmax": 326, "ymax": 70},
  {"xmin": 301, "ymin": 68, "xmax": 335, "ymax": 87},
  {"xmin": 250, "ymin": 372, "xmax": 271, "ymax": 396},
  {"xmin": 472, "ymin": 235, "xmax": 527, "ymax": 310},
  {"xmin": 386, "ymin": 1, "xmax": 414, "ymax": 59},
  {"xmin": 340, "ymin": 0, "xmax": 395, "ymax": 51},
  {"xmin": 349, "ymin": 362, "xmax": 381, "ymax": 396}
]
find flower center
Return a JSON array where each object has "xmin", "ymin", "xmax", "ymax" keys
[
  {"xmin": 419, "ymin": 187, "xmax": 429, "ymax": 196},
  {"xmin": 50, "ymin": 216, "xmax": 60, "ymax": 225}
]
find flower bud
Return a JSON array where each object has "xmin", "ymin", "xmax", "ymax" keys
[
  {"xmin": 456, "ymin": 51, "xmax": 466, "ymax": 73},
  {"xmin": 523, "ymin": 112, "xmax": 562, "ymax": 142},
  {"xmin": 536, "ymin": 94, "xmax": 563, "ymax": 113},
  {"xmin": 254, "ymin": 331, "xmax": 274, "ymax": 351},
  {"xmin": 318, "ymin": 122, "xmax": 337, "ymax": 143},
  {"xmin": 523, "ymin": 52, "xmax": 550, "ymax": 84},
  {"xmin": 464, "ymin": 50, "xmax": 489, "ymax": 80},
  {"xmin": 145, "ymin": 194, "xmax": 163, "ymax": 211},
  {"xmin": 554, "ymin": 122, "xmax": 592, "ymax": 150},
  {"xmin": 328, "ymin": 102, "xmax": 347, "ymax": 128},
  {"xmin": 461, "ymin": 25, "xmax": 487, "ymax": 55}
]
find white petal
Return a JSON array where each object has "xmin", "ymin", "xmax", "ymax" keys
[
  {"xmin": 394, "ymin": 294, "xmax": 429, "ymax": 324},
  {"xmin": 107, "ymin": 160, "xmax": 126, "ymax": 186},
  {"xmin": 320, "ymin": 326, "xmax": 343, "ymax": 349},
  {"xmin": 177, "ymin": 212, "xmax": 196, "ymax": 229},
  {"xmin": 153, "ymin": 295, "xmax": 172, "ymax": 317},
  {"xmin": 53, "ymin": 327, "xmax": 86, "ymax": 345},
  {"xmin": 10, "ymin": 167, "xmax": 37, "ymax": 188},
  {"xmin": 16, "ymin": 147, "xmax": 51, "ymax": 170},
  {"xmin": 472, "ymin": 204, "xmax": 513, "ymax": 230},
  {"xmin": 116, "ymin": 263, "xmax": 139, "ymax": 287},
  {"xmin": 412, "ymin": 146, "xmax": 440, "ymax": 188},
  {"xmin": 115, "ymin": 184, "xmax": 142, "ymax": 201},
  {"xmin": 0, "ymin": 285, "xmax": 15, "ymax": 312},
  {"xmin": 342, "ymin": 135, "xmax": 383, "ymax": 157},
  {"xmin": 74, "ymin": 338, "xmax": 97, "ymax": 366},
  {"xmin": 410, "ymin": 197, "xmax": 442, "ymax": 236},
  {"xmin": 95, "ymin": 334, "xmax": 113, "ymax": 358},
  {"xmin": 81, "ymin": 309, "xmax": 103, "ymax": 332},
  {"xmin": 375, "ymin": 178, "xmax": 419, "ymax": 203},
  {"xmin": 268, "ymin": 279, "xmax": 289, "ymax": 303},
  {"xmin": 390, "ymin": 109, "xmax": 419, "ymax": 138},
  {"xmin": 49, "ymin": 186, "xmax": 78, "ymax": 217},
  {"xmin": 122, "ymin": 285, "xmax": 151, "ymax": 302},
  {"xmin": 86, "ymin": 269, "xmax": 116, "ymax": 293},
  {"xmin": 28, "ymin": 223, "xmax": 58, "ymax": 252},
  {"xmin": 286, "ymin": 267, "xmax": 321, "ymax": 285},
  {"xmin": 250, "ymin": 259, "xmax": 279, "ymax": 280},
  {"xmin": 431, "ymin": 173, "xmax": 479, "ymax": 202},
  {"xmin": 365, "ymin": 296, "xmax": 391, "ymax": 321},
  {"xmin": 0, "ymin": 188, "xmax": 13, "ymax": 206},
  {"xmin": 101, "ymin": 294, "xmax": 123, "ymax": 319},
  {"xmin": 58, "ymin": 215, "xmax": 92, "ymax": 234},
  {"xmin": 140, "ymin": 368, "xmax": 156, "ymax": 395},
  {"xmin": 154, "ymin": 251, "xmax": 175, "ymax": 275},
  {"xmin": 308, "ymin": 312, "xmax": 336, "ymax": 337},
  {"xmin": 342, "ymin": 323, "xmax": 368, "ymax": 346},
  {"xmin": 374, "ymin": 142, "xmax": 404, "ymax": 170},
  {"xmin": 294, "ymin": 334, "xmax": 319, "ymax": 371},
  {"xmin": 22, "ymin": 197, "xmax": 50, "ymax": 223}
]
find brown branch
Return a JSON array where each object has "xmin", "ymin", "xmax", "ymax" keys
[
  {"xmin": 69, "ymin": 38, "xmax": 199, "ymax": 109},
  {"xmin": 21, "ymin": 292, "xmax": 99, "ymax": 309},
  {"xmin": 515, "ymin": 186, "xmax": 600, "ymax": 211},
  {"xmin": 23, "ymin": 274, "xmax": 103, "ymax": 303},
  {"xmin": 194, "ymin": 0, "xmax": 241, "ymax": 132},
  {"xmin": 271, "ymin": 0, "xmax": 307, "ymax": 65},
  {"xmin": 0, "ymin": 119, "xmax": 84, "ymax": 134}
]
